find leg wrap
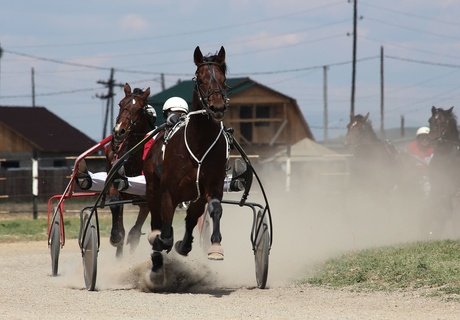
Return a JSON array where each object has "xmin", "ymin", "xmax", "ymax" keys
[{"xmin": 208, "ymin": 199, "xmax": 222, "ymax": 220}]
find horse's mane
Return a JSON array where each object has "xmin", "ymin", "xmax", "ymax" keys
[{"xmin": 445, "ymin": 111, "xmax": 459, "ymax": 139}]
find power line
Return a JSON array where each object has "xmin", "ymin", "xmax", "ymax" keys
[
  {"xmin": 385, "ymin": 55, "xmax": 460, "ymax": 69},
  {"xmin": 360, "ymin": 1, "xmax": 460, "ymax": 27},
  {"xmin": 9, "ymin": 1, "xmax": 344, "ymax": 49},
  {"xmin": 0, "ymin": 87, "xmax": 101, "ymax": 99},
  {"xmin": 365, "ymin": 16, "xmax": 460, "ymax": 41}
]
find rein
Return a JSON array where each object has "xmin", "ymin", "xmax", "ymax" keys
[{"xmin": 183, "ymin": 110, "xmax": 226, "ymax": 202}]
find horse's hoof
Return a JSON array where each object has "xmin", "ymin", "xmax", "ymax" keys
[
  {"xmin": 126, "ymin": 228, "xmax": 142, "ymax": 252},
  {"xmin": 115, "ymin": 245, "xmax": 123, "ymax": 258},
  {"xmin": 147, "ymin": 268, "xmax": 166, "ymax": 289},
  {"xmin": 148, "ymin": 230, "xmax": 161, "ymax": 246},
  {"xmin": 207, "ymin": 243, "xmax": 224, "ymax": 261},
  {"xmin": 174, "ymin": 240, "xmax": 191, "ymax": 256},
  {"xmin": 110, "ymin": 231, "xmax": 124, "ymax": 248},
  {"xmin": 151, "ymin": 251, "xmax": 163, "ymax": 272}
]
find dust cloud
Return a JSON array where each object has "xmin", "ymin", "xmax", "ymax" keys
[{"xmin": 54, "ymin": 159, "xmax": 460, "ymax": 292}]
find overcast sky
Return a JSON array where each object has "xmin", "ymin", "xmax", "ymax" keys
[{"xmin": 1, "ymin": 0, "xmax": 460, "ymax": 142}]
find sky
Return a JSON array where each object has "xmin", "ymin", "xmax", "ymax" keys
[{"xmin": 2, "ymin": 0, "xmax": 460, "ymax": 142}]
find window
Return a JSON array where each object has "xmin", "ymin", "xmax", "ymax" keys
[
  {"xmin": 1, "ymin": 161, "xmax": 19, "ymax": 169},
  {"xmin": 239, "ymin": 105, "xmax": 253, "ymax": 141},
  {"xmin": 255, "ymin": 106, "xmax": 270, "ymax": 127}
]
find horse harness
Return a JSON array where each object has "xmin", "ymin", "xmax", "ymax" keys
[{"xmin": 162, "ymin": 110, "xmax": 230, "ymax": 202}]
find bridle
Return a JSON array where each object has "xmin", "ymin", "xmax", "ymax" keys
[
  {"xmin": 429, "ymin": 111, "xmax": 451, "ymax": 142},
  {"xmin": 194, "ymin": 61, "xmax": 229, "ymax": 114},
  {"xmin": 112, "ymin": 93, "xmax": 147, "ymax": 154}
]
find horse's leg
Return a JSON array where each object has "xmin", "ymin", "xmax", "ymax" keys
[
  {"xmin": 126, "ymin": 203, "xmax": 149, "ymax": 253},
  {"xmin": 174, "ymin": 198, "xmax": 206, "ymax": 256},
  {"xmin": 109, "ymin": 196, "xmax": 125, "ymax": 258},
  {"xmin": 149, "ymin": 191, "xmax": 175, "ymax": 272},
  {"xmin": 207, "ymin": 197, "xmax": 224, "ymax": 260}
]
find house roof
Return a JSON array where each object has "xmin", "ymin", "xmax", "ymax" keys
[
  {"xmin": 270, "ymin": 137, "xmax": 340, "ymax": 162},
  {"xmin": 0, "ymin": 106, "xmax": 96, "ymax": 153},
  {"xmin": 148, "ymin": 77, "xmax": 254, "ymax": 124}
]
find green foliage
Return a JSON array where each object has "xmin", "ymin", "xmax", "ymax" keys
[{"xmin": 304, "ymin": 240, "xmax": 460, "ymax": 300}]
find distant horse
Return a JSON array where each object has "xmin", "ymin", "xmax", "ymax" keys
[
  {"xmin": 144, "ymin": 46, "xmax": 229, "ymax": 272},
  {"xmin": 427, "ymin": 106, "xmax": 460, "ymax": 226},
  {"xmin": 105, "ymin": 83, "xmax": 153, "ymax": 257},
  {"xmin": 345, "ymin": 113, "xmax": 399, "ymax": 195}
]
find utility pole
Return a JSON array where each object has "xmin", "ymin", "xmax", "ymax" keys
[
  {"xmin": 400, "ymin": 115, "xmax": 405, "ymax": 138},
  {"xmin": 160, "ymin": 73, "xmax": 165, "ymax": 91},
  {"xmin": 350, "ymin": 0, "xmax": 358, "ymax": 118},
  {"xmin": 97, "ymin": 68, "xmax": 123, "ymax": 139},
  {"xmin": 0, "ymin": 43, "xmax": 3, "ymax": 96},
  {"xmin": 31, "ymin": 67, "xmax": 36, "ymax": 107},
  {"xmin": 323, "ymin": 65, "xmax": 328, "ymax": 143},
  {"xmin": 31, "ymin": 67, "xmax": 37, "ymax": 218},
  {"xmin": 380, "ymin": 46, "xmax": 384, "ymax": 136}
]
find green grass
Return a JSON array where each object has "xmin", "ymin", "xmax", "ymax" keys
[
  {"xmin": 0, "ymin": 215, "xmax": 113, "ymax": 242},
  {"xmin": 0, "ymin": 210, "xmax": 186, "ymax": 243},
  {"xmin": 303, "ymin": 240, "xmax": 460, "ymax": 300}
]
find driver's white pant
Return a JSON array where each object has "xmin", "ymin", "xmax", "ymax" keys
[{"xmin": 88, "ymin": 171, "xmax": 146, "ymax": 196}]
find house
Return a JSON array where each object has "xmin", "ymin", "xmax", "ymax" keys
[
  {"xmin": 0, "ymin": 106, "xmax": 98, "ymax": 201},
  {"xmin": 148, "ymin": 77, "xmax": 314, "ymax": 159},
  {"xmin": 0, "ymin": 106, "xmax": 96, "ymax": 167}
]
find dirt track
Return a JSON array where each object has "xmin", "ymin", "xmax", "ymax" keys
[{"xmin": 1, "ymin": 235, "xmax": 459, "ymax": 319}]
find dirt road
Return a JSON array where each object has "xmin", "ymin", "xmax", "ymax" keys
[
  {"xmin": 2, "ymin": 188, "xmax": 460, "ymax": 319},
  {"xmin": 1, "ymin": 236, "xmax": 458, "ymax": 320}
]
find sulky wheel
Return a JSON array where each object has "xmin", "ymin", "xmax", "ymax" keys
[
  {"xmin": 254, "ymin": 210, "xmax": 270, "ymax": 289},
  {"xmin": 81, "ymin": 212, "xmax": 98, "ymax": 291},
  {"xmin": 50, "ymin": 206, "xmax": 61, "ymax": 276}
]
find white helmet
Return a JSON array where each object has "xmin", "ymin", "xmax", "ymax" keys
[
  {"xmin": 416, "ymin": 126, "xmax": 430, "ymax": 136},
  {"xmin": 162, "ymin": 97, "xmax": 188, "ymax": 113}
]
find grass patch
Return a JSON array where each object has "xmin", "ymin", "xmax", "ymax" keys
[
  {"xmin": 0, "ymin": 210, "xmax": 187, "ymax": 243},
  {"xmin": 303, "ymin": 240, "xmax": 460, "ymax": 300},
  {"xmin": 0, "ymin": 215, "xmax": 113, "ymax": 242}
]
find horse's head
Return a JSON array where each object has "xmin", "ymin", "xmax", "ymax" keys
[
  {"xmin": 193, "ymin": 46, "xmax": 229, "ymax": 121},
  {"xmin": 345, "ymin": 112, "xmax": 377, "ymax": 146},
  {"xmin": 113, "ymin": 83, "xmax": 151, "ymax": 146},
  {"xmin": 428, "ymin": 106, "xmax": 459, "ymax": 142}
]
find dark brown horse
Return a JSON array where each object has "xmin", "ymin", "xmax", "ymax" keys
[
  {"xmin": 105, "ymin": 83, "xmax": 153, "ymax": 256},
  {"xmin": 345, "ymin": 113, "xmax": 400, "ymax": 195},
  {"xmin": 144, "ymin": 46, "xmax": 229, "ymax": 272},
  {"xmin": 428, "ymin": 106, "xmax": 460, "ymax": 205}
]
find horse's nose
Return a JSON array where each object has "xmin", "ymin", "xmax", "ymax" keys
[{"xmin": 113, "ymin": 123, "xmax": 127, "ymax": 139}]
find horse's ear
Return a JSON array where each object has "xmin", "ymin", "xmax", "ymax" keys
[
  {"xmin": 448, "ymin": 106, "xmax": 454, "ymax": 113},
  {"xmin": 432, "ymin": 106, "xmax": 436, "ymax": 115},
  {"xmin": 143, "ymin": 87, "xmax": 151, "ymax": 99},
  {"xmin": 364, "ymin": 112, "xmax": 370, "ymax": 121},
  {"xmin": 124, "ymin": 83, "xmax": 131, "ymax": 97},
  {"xmin": 194, "ymin": 46, "xmax": 203, "ymax": 66},
  {"xmin": 216, "ymin": 46, "xmax": 226, "ymax": 64}
]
